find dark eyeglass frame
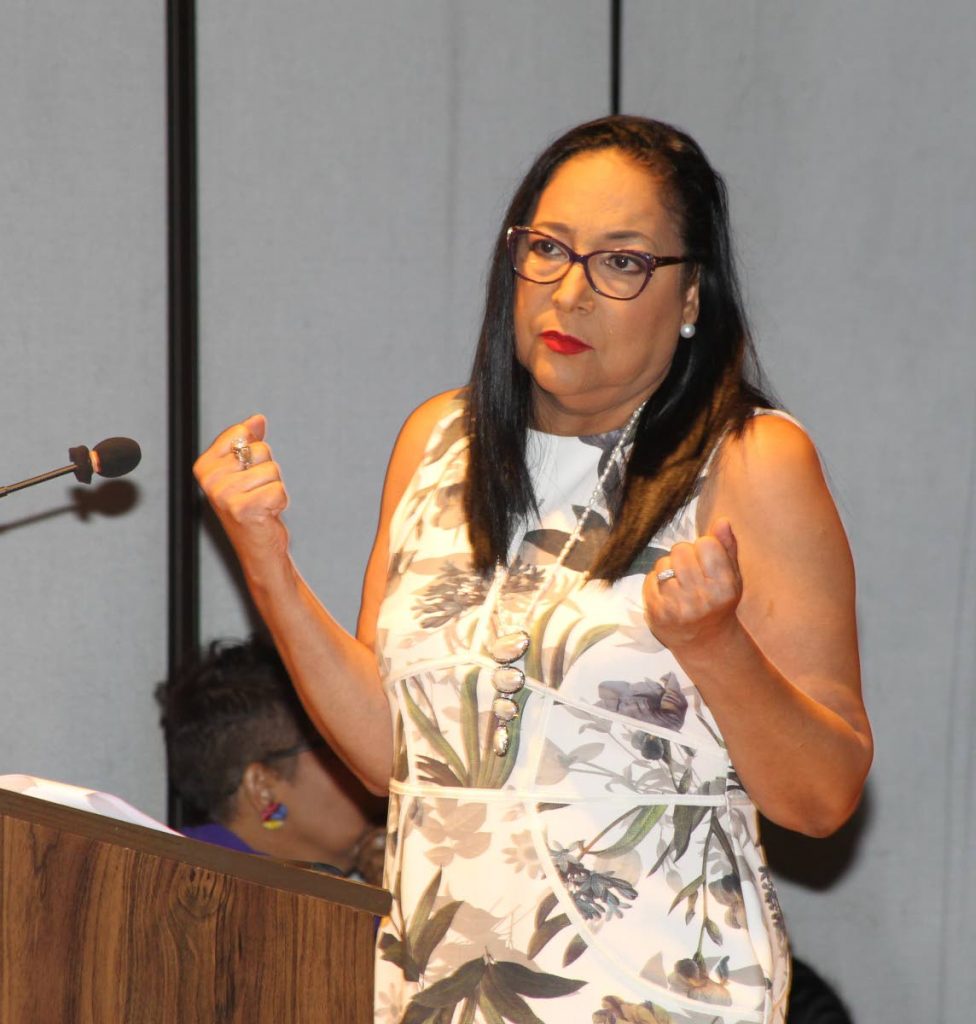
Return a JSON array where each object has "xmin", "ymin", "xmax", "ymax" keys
[
  {"xmin": 507, "ymin": 225, "xmax": 691, "ymax": 301},
  {"xmin": 212, "ymin": 737, "xmax": 329, "ymax": 803}
]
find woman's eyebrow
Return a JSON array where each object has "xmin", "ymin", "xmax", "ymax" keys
[
  {"xmin": 532, "ymin": 221, "xmax": 656, "ymax": 248},
  {"xmin": 601, "ymin": 229, "xmax": 654, "ymax": 246}
]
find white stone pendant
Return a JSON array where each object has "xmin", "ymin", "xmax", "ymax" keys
[
  {"xmin": 491, "ymin": 665, "xmax": 525, "ymax": 695},
  {"xmin": 492, "ymin": 696, "xmax": 519, "ymax": 722},
  {"xmin": 490, "ymin": 630, "xmax": 530, "ymax": 665},
  {"xmin": 493, "ymin": 724, "xmax": 510, "ymax": 756}
]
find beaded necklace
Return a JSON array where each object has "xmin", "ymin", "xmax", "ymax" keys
[{"xmin": 485, "ymin": 399, "xmax": 647, "ymax": 755}]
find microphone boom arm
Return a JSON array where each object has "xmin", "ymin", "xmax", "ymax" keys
[
  {"xmin": 0, "ymin": 437, "xmax": 139, "ymax": 499},
  {"xmin": 0, "ymin": 464, "xmax": 80, "ymax": 499}
]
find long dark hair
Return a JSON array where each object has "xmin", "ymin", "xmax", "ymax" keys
[{"xmin": 464, "ymin": 115, "xmax": 772, "ymax": 580}]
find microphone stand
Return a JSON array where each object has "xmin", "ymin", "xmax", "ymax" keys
[{"xmin": 0, "ymin": 447, "xmax": 93, "ymax": 498}]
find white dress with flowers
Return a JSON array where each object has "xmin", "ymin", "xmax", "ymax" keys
[{"xmin": 374, "ymin": 398, "xmax": 790, "ymax": 1024}]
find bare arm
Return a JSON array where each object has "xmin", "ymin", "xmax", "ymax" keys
[
  {"xmin": 644, "ymin": 415, "xmax": 872, "ymax": 836},
  {"xmin": 194, "ymin": 391, "xmax": 459, "ymax": 794}
]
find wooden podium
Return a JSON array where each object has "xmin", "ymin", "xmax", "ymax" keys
[{"xmin": 0, "ymin": 788, "xmax": 390, "ymax": 1023}]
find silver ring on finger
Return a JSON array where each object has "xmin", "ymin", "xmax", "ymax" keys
[
  {"xmin": 231, "ymin": 437, "xmax": 253, "ymax": 470},
  {"xmin": 656, "ymin": 568, "xmax": 677, "ymax": 583}
]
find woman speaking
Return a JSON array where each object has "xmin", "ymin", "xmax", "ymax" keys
[{"xmin": 195, "ymin": 115, "xmax": 872, "ymax": 1024}]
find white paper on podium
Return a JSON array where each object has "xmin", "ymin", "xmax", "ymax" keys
[{"xmin": 0, "ymin": 774, "xmax": 180, "ymax": 835}]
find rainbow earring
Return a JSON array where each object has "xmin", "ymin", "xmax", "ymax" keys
[{"xmin": 261, "ymin": 801, "xmax": 288, "ymax": 830}]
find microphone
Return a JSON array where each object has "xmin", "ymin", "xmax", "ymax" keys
[{"xmin": 0, "ymin": 437, "xmax": 142, "ymax": 499}]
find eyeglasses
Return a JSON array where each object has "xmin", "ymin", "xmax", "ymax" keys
[
  {"xmin": 212, "ymin": 738, "xmax": 329, "ymax": 803},
  {"xmin": 507, "ymin": 225, "xmax": 691, "ymax": 301}
]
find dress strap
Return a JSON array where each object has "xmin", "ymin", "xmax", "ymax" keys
[{"xmin": 701, "ymin": 406, "xmax": 804, "ymax": 478}]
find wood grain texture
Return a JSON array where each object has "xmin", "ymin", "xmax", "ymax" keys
[{"xmin": 1, "ymin": 790, "xmax": 387, "ymax": 1023}]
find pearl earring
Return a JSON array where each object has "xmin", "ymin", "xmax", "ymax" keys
[{"xmin": 680, "ymin": 322, "xmax": 697, "ymax": 339}]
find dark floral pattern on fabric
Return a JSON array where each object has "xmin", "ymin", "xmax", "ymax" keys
[
  {"xmin": 524, "ymin": 506, "xmax": 611, "ymax": 573},
  {"xmin": 413, "ymin": 562, "xmax": 489, "ymax": 629},
  {"xmin": 399, "ymin": 954, "xmax": 587, "ymax": 1024},
  {"xmin": 580, "ymin": 427, "xmax": 629, "ymax": 522},
  {"xmin": 708, "ymin": 874, "xmax": 746, "ymax": 929},
  {"xmin": 550, "ymin": 841, "xmax": 638, "ymax": 922},
  {"xmin": 596, "ymin": 674, "xmax": 689, "ymax": 732},
  {"xmin": 413, "ymin": 559, "xmax": 548, "ymax": 631},
  {"xmin": 498, "ymin": 560, "xmax": 548, "ymax": 603},
  {"xmin": 594, "ymin": 994, "xmax": 690, "ymax": 1023},
  {"xmin": 668, "ymin": 955, "xmax": 733, "ymax": 1006},
  {"xmin": 758, "ymin": 867, "xmax": 786, "ymax": 936}
]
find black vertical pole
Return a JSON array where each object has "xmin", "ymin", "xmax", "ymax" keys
[
  {"xmin": 166, "ymin": 0, "xmax": 199, "ymax": 827},
  {"xmin": 610, "ymin": 0, "xmax": 622, "ymax": 115}
]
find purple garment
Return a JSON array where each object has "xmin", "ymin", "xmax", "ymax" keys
[{"xmin": 181, "ymin": 821, "xmax": 262, "ymax": 855}]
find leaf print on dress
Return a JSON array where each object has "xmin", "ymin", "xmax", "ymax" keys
[
  {"xmin": 535, "ymin": 718, "xmax": 713, "ymax": 802},
  {"xmin": 377, "ymin": 402, "xmax": 791, "ymax": 1022},
  {"xmin": 529, "ymin": 838, "xmax": 641, "ymax": 969},
  {"xmin": 402, "ymin": 675, "xmax": 472, "ymax": 787},
  {"xmin": 413, "ymin": 563, "xmax": 490, "ymax": 630},
  {"xmin": 399, "ymin": 672, "xmax": 530, "ymax": 790},
  {"xmin": 524, "ymin": 514, "xmax": 667, "ymax": 579},
  {"xmin": 656, "ymin": 809, "xmax": 751, "ymax": 1005},
  {"xmin": 539, "ymin": 616, "xmax": 619, "ymax": 692},
  {"xmin": 416, "ymin": 799, "xmax": 492, "ymax": 868},
  {"xmin": 379, "ymin": 868, "xmax": 463, "ymax": 984},
  {"xmin": 399, "ymin": 953, "xmax": 587, "ymax": 1024},
  {"xmin": 535, "ymin": 791, "xmax": 753, "ymax": 1008},
  {"xmin": 536, "ymin": 740, "xmax": 607, "ymax": 786},
  {"xmin": 502, "ymin": 829, "xmax": 544, "ymax": 879},
  {"xmin": 523, "ymin": 505, "xmax": 610, "ymax": 573}
]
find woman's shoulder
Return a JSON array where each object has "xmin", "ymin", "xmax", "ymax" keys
[
  {"xmin": 701, "ymin": 410, "xmax": 830, "ymax": 526},
  {"xmin": 382, "ymin": 389, "xmax": 467, "ymax": 509},
  {"xmin": 731, "ymin": 409, "xmax": 820, "ymax": 477},
  {"xmin": 732, "ymin": 406, "xmax": 816, "ymax": 458},
  {"xmin": 395, "ymin": 388, "xmax": 466, "ymax": 460},
  {"xmin": 402, "ymin": 388, "xmax": 466, "ymax": 434}
]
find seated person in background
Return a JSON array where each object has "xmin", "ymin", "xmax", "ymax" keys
[
  {"xmin": 156, "ymin": 636, "xmax": 386, "ymax": 884},
  {"xmin": 786, "ymin": 958, "xmax": 854, "ymax": 1024}
]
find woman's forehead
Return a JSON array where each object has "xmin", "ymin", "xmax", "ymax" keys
[{"xmin": 531, "ymin": 150, "xmax": 676, "ymax": 248}]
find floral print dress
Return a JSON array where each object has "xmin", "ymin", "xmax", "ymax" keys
[{"xmin": 374, "ymin": 398, "xmax": 790, "ymax": 1024}]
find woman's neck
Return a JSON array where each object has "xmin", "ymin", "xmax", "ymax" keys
[{"xmin": 530, "ymin": 388, "xmax": 651, "ymax": 436}]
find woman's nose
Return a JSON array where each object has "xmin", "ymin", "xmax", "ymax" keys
[{"xmin": 551, "ymin": 261, "xmax": 594, "ymax": 312}]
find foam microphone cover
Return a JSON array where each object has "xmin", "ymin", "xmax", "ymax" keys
[{"xmin": 92, "ymin": 437, "xmax": 142, "ymax": 478}]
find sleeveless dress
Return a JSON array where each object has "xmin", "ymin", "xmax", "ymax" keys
[{"xmin": 374, "ymin": 398, "xmax": 790, "ymax": 1024}]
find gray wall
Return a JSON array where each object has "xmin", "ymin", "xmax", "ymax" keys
[
  {"xmin": 622, "ymin": 3, "xmax": 976, "ymax": 1021},
  {"xmin": 196, "ymin": 1, "xmax": 610, "ymax": 638},
  {"xmin": 1, "ymin": 5, "xmax": 168, "ymax": 815},
  {"xmin": 2, "ymin": 4, "xmax": 973, "ymax": 1022}
]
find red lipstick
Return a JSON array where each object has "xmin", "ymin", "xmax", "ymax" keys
[{"xmin": 540, "ymin": 330, "xmax": 591, "ymax": 355}]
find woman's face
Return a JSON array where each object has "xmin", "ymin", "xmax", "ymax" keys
[
  {"xmin": 273, "ymin": 747, "xmax": 382, "ymax": 865},
  {"xmin": 513, "ymin": 147, "xmax": 699, "ymax": 435}
]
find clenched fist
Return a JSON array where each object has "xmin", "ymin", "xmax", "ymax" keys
[
  {"xmin": 193, "ymin": 414, "xmax": 291, "ymax": 566},
  {"xmin": 643, "ymin": 517, "xmax": 743, "ymax": 653}
]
